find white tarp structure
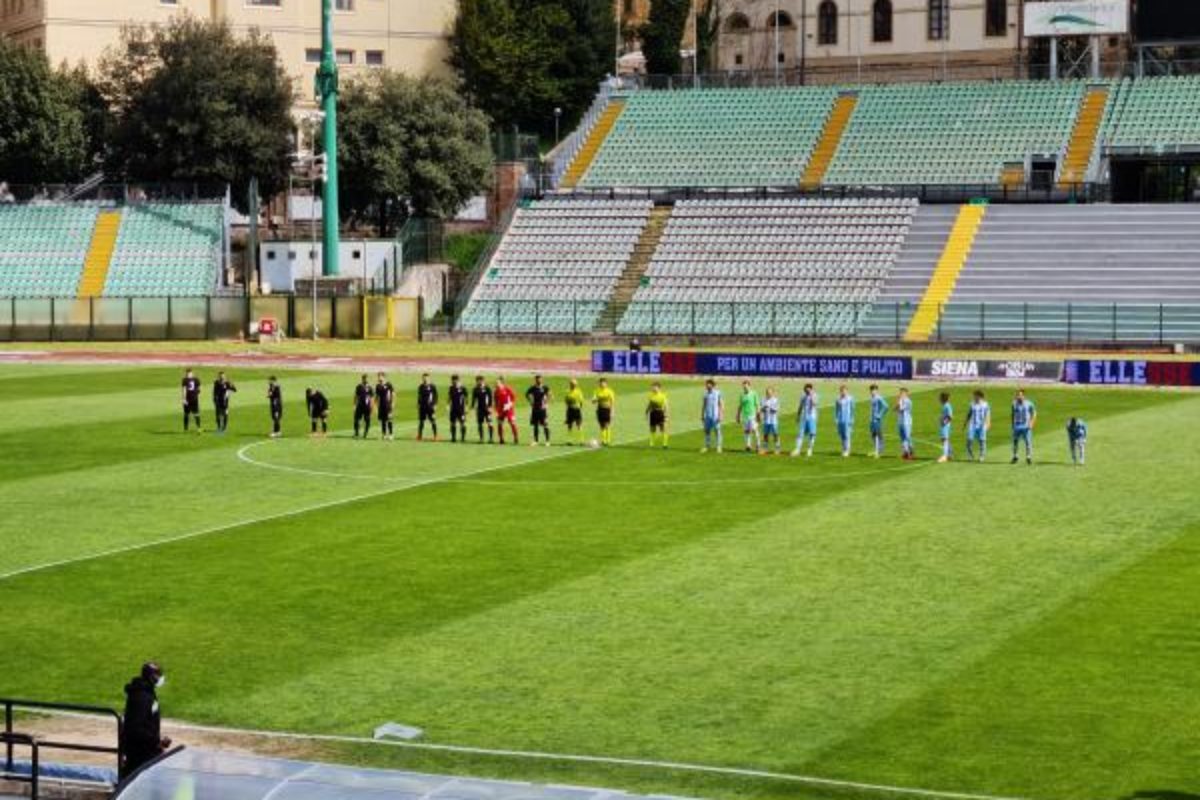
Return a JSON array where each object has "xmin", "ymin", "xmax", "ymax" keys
[{"xmin": 114, "ymin": 749, "xmax": 696, "ymax": 800}]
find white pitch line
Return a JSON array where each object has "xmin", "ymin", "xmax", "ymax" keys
[
  {"xmin": 0, "ymin": 420, "xmax": 700, "ymax": 585},
  {"xmin": 154, "ymin": 719, "xmax": 1036, "ymax": 800}
]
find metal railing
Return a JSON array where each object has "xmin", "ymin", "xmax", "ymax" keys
[
  {"xmin": 2, "ymin": 698, "xmax": 124, "ymax": 799},
  {"xmin": 454, "ymin": 299, "xmax": 1200, "ymax": 344},
  {"xmin": 449, "ymin": 197, "xmax": 522, "ymax": 320},
  {"xmin": 553, "ymin": 182, "xmax": 1107, "ymax": 203}
]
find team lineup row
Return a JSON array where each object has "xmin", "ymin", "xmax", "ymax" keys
[{"xmin": 175, "ymin": 369, "xmax": 1090, "ymax": 465}]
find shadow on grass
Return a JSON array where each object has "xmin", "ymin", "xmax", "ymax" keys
[{"xmin": 1121, "ymin": 792, "xmax": 1200, "ymax": 800}]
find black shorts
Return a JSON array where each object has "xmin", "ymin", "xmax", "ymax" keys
[
  {"xmin": 450, "ymin": 409, "xmax": 466, "ymax": 423},
  {"xmin": 530, "ymin": 408, "xmax": 548, "ymax": 426},
  {"xmin": 419, "ymin": 408, "xmax": 436, "ymax": 422},
  {"xmin": 184, "ymin": 398, "xmax": 200, "ymax": 414},
  {"xmin": 377, "ymin": 406, "xmax": 392, "ymax": 422},
  {"xmin": 475, "ymin": 409, "xmax": 492, "ymax": 423},
  {"xmin": 649, "ymin": 410, "xmax": 666, "ymax": 428},
  {"xmin": 597, "ymin": 407, "xmax": 612, "ymax": 426},
  {"xmin": 565, "ymin": 407, "xmax": 583, "ymax": 426}
]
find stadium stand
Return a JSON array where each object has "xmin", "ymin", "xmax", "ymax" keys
[
  {"xmin": 824, "ymin": 81, "xmax": 1095, "ymax": 186},
  {"xmin": 933, "ymin": 205, "xmax": 1200, "ymax": 341},
  {"xmin": 103, "ymin": 203, "xmax": 224, "ymax": 297},
  {"xmin": 577, "ymin": 86, "xmax": 839, "ymax": 188},
  {"xmin": 458, "ymin": 198, "xmax": 653, "ymax": 333},
  {"xmin": 0, "ymin": 204, "xmax": 99, "ymax": 298},
  {"xmin": 615, "ymin": 197, "xmax": 918, "ymax": 336},
  {"xmin": 1105, "ymin": 75, "xmax": 1200, "ymax": 151}
]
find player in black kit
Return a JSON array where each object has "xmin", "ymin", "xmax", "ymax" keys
[
  {"xmin": 267, "ymin": 376, "xmax": 283, "ymax": 438},
  {"xmin": 417, "ymin": 373, "xmax": 439, "ymax": 441},
  {"xmin": 525, "ymin": 374, "xmax": 552, "ymax": 446},
  {"xmin": 306, "ymin": 388, "xmax": 329, "ymax": 436},
  {"xmin": 181, "ymin": 369, "xmax": 202, "ymax": 432},
  {"xmin": 447, "ymin": 374, "xmax": 469, "ymax": 442},
  {"xmin": 375, "ymin": 372, "xmax": 395, "ymax": 440},
  {"xmin": 352, "ymin": 374, "xmax": 374, "ymax": 439},
  {"xmin": 212, "ymin": 371, "xmax": 237, "ymax": 433},
  {"xmin": 470, "ymin": 375, "xmax": 494, "ymax": 443}
]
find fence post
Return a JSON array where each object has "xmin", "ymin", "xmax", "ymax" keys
[
  {"xmin": 534, "ymin": 301, "xmax": 540, "ymax": 334},
  {"xmin": 690, "ymin": 302, "xmax": 695, "ymax": 335},
  {"xmin": 1023, "ymin": 302, "xmax": 1028, "ymax": 342},
  {"xmin": 573, "ymin": 301, "xmax": 578, "ymax": 335},
  {"xmin": 89, "ymin": 297, "xmax": 95, "ymax": 342},
  {"xmin": 1159, "ymin": 303, "xmax": 1164, "ymax": 347},
  {"xmin": 127, "ymin": 297, "xmax": 134, "ymax": 341},
  {"xmin": 167, "ymin": 296, "xmax": 173, "ymax": 340},
  {"xmin": 771, "ymin": 303, "xmax": 777, "ymax": 336},
  {"xmin": 9, "ymin": 297, "xmax": 14, "ymax": 342},
  {"xmin": 1112, "ymin": 302, "xmax": 1117, "ymax": 343},
  {"xmin": 205, "ymin": 296, "xmax": 212, "ymax": 340},
  {"xmin": 895, "ymin": 303, "xmax": 901, "ymax": 340},
  {"xmin": 49, "ymin": 297, "xmax": 55, "ymax": 342},
  {"xmin": 1067, "ymin": 303, "xmax": 1073, "ymax": 344},
  {"xmin": 651, "ymin": 302, "xmax": 656, "ymax": 335},
  {"xmin": 980, "ymin": 302, "xmax": 985, "ymax": 341},
  {"xmin": 730, "ymin": 302, "xmax": 736, "ymax": 336}
]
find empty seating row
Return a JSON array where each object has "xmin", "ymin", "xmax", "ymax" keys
[
  {"xmin": 103, "ymin": 204, "xmax": 224, "ymax": 298},
  {"xmin": 458, "ymin": 199, "xmax": 653, "ymax": 333}
]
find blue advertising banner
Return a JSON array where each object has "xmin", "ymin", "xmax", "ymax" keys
[
  {"xmin": 1062, "ymin": 359, "xmax": 1200, "ymax": 387},
  {"xmin": 592, "ymin": 350, "xmax": 913, "ymax": 380}
]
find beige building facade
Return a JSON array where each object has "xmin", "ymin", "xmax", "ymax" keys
[
  {"xmin": 717, "ymin": 0, "xmax": 1025, "ymax": 79},
  {"xmin": 0, "ymin": 0, "xmax": 453, "ymax": 102}
]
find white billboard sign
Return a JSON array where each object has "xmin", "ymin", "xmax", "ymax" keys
[{"xmin": 1024, "ymin": 1, "xmax": 1129, "ymax": 36}]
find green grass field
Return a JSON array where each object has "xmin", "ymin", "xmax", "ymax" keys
[{"xmin": 1, "ymin": 360, "xmax": 1197, "ymax": 800}]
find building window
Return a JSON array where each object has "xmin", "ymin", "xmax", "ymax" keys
[
  {"xmin": 928, "ymin": 0, "xmax": 949, "ymax": 40},
  {"xmin": 305, "ymin": 48, "xmax": 321, "ymax": 63},
  {"xmin": 768, "ymin": 10, "xmax": 794, "ymax": 29},
  {"xmin": 725, "ymin": 12, "xmax": 750, "ymax": 32},
  {"xmin": 735, "ymin": 53, "xmax": 744, "ymax": 65},
  {"xmin": 873, "ymin": 0, "xmax": 892, "ymax": 42},
  {"xmin": 985, "ymin": 0, "xmax": 1006, "ymax": 36},
  {"xmin": 818, "ymin": 0, "xmax": 838, "ymax": 45},
  {"xmin": 246, "ymin": 0, "xmax": 282, "ymax": 6},
  {"xmin": 366, "ymin": 50, "xmax": 384, "ymax": 66},
  {"xmin": 336, "ymin": 49, "xmax": 354, "ymax": 65},
  {"xmin": 335, "ymin": 0, "xmax": 353, "ymax": 9}
]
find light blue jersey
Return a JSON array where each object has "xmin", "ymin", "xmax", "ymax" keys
[
  {"xmin": 762, "ymin": 396, "xmax": 780, "ymax": 434},
  {"xmin": 835, "ymin": 395, "xmax": 855, "ymax": 426},
  {"xmin": 896, "ymin": 395, "xmax": 914, "ymax": 456},
  {"xmin": 869, "ymin": 395, "xmax": 888, "ymax": 433},
  {"xmin": 1012, "ymin": 399, "xmax": 1036, "ymax": 431},
  {"xmin": 702, "ymin": 389, "xmax": 723, "ymax": 422},
  {"xmin": 968, "ymin": 400, "xmax": 990, "ymax": 442},
  {"xmin": 799, "ymin": 392, "xmax": 819, "ymax": 436},
  {"xmin": 940, "ymin": 401, "xmax": 953, "ymax": 439}
]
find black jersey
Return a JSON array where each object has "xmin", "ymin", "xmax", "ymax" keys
[
  {"xmin": 268, "ymin": 384, "xmax": 283, "ymax": 412},
  {"xmin": 307, "ymin": 390, "xmax": 329, "ymax": 417},
  {"xmin": 213, "ymin": 379, "xmax": 236, "ymax": 407},
  {"xmin": 525, "ymin": 384, "xmax": 551, "ymax": 410},
  {"xmin": 375, "ymin": 381, "xmax": 395, "ymax": 411},
  {"xmin": 471, "ymin": 385, "xmax": 493, "ymax": 415},
  {"xmin": 417, "ymin": 383, "xmax": 438, "ymax": 411},
  {"xmin": 182, "ymin": 376, "xmax": 201, "ymax": 400},
  {"xmin": 449, "ymin": 384, "xmax": 469, "ymax": 415},
  {"xmin": 354, "ymin": 383, "xmax": 374, "ymax": 409}
]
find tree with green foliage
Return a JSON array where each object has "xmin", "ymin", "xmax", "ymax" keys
[
  {"xmin": 641, "ymin": 0, "xmax": 692, "ymax": 76},
  {"xmin": 338, "ymin": 72, "xmax": 492, "ymax": 235},
  {"xmin": 98, "ymin": 17, "xmax": 293, "ymax": 212},
  {"xmin": 449, "ymin": 0, "xmax": 615, "ymax": 139},
  {"xmin": 696, "ymin": 0, "xmax": 721, "ymax": 74},
  {"xmin": 0, "ymin": 40, "xmax": 93, "ymax": 185}
]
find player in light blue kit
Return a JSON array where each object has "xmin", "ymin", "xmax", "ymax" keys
[
  {"xmin": 699, "ymin": 378, "xmax": 724, "ymax": 454},
  {"xmin": 1010, "ymin": 389, "xmax": 1037, "ymax": 465},
  {"xmin": 895, "ymin": 387, "xmax": 914, "ymax": 460},
  {"xmin": 938, "ymin": 391, "xmax": 953, "ymax": 463},
  {"xmin": 791, "ymin": 383, "xmax": 819, "ymax": 458},
  {"xmin": 761, "ymin": 387, "xmax": 782, "ymax": 455},
  {"xmin": 834, "ymin": 384, "xmax": 855, "ymax": 458},
  {"xmin": 1066, "ymin": 416, "xmax": 1087, "ymax": 466},
  {"xmin": 868, "ymin": 384, "xmax": 888, "ymax": 458},
  {"xmin": 965, "ymin": 389, "xmax": 991, "ymax": 463}
]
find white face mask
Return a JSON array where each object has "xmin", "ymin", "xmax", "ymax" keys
[{"xmin": 155, "ymin": 676, "xmax": 166, "ymax": 689}]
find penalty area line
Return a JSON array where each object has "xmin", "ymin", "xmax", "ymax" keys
[{"xmin": 158, "ymin": 718, "xmax": 1037, "ymax": 800}]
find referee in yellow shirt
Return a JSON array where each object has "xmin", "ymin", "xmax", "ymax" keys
[
  {"xmin": 646, "ymin": 382, "xmax": 669, "ymax": 449},
  {"xmin": 592, "ymin": 378, "xmax": 616, "ymax": 446},
  {"xmin": 564, "ymin": 379, "xmax": 586, "ymax": 445}
]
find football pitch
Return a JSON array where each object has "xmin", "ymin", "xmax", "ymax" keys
[{"xmin": 1, "ymin": 360, "xmax": 1198, "ymax": 800}]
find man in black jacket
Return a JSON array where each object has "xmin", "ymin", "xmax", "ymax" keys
[{"xmin": 120, "ymin": 662, "xmax": 171, "ymax": 780}]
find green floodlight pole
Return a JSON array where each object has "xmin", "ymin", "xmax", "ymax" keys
[{"xmin": 316, "ymin": 0, "xmax": 341, "ymax": 277}]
